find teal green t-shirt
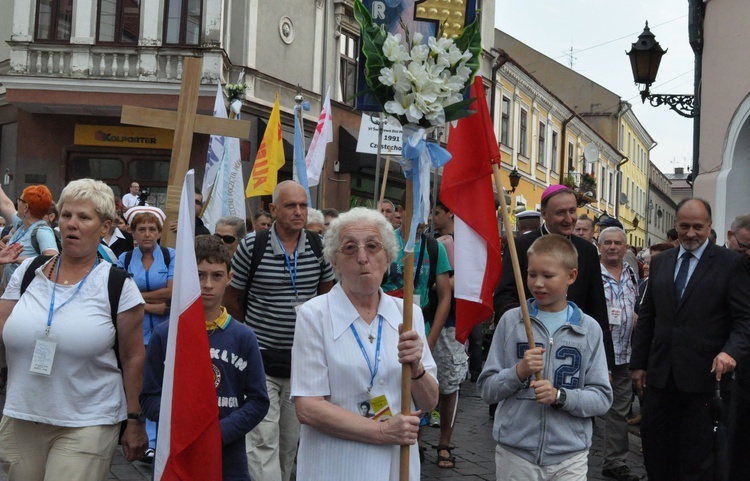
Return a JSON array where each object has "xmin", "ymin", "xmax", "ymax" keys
[{"xmin": 381, "ymin": 231, "xmax": 451, "ymax": 309}]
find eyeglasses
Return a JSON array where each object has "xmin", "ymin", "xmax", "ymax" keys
[
  {"xmin": 195, "ymin": 199, "xmax": 204, "ymax": 206},
  {"xmin": 731, "ymin": 232, "xmax": 750, "ymax": 250},
  {"xmin": 16, "ymin": 198, "xmax": 26, "ymax": 205},
  {"xmin": 337, "ymin": 241, "xmax": 384, "ymax": 256},
  {"xmin": 214, "ymin": 233, "xmax": 237, "ymax": 244}
]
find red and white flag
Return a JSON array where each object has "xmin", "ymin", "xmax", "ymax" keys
[
  {"xmin": 441, "ymin": 77, "xmax": 503, "ymax": 343},
  {"xmin": 154, "ymin": 170, "xmax": 222, "ymax": 480},
  {"xmin": 305, "ymin": 85, "xmax": 332, "ymax": 187}
]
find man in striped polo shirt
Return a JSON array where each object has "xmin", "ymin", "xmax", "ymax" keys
[{"xmin": 225, "ymin": 181, "xmax": 334, "ymax": 481}]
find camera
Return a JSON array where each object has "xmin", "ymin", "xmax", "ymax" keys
[{"xmin": 137, "ymin": 189, "xmax": 151, "ymax": 206}]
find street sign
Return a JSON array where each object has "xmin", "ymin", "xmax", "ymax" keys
[{"xmin": 356, "ymin": 115, "xmax": 402, "ymax": 155}]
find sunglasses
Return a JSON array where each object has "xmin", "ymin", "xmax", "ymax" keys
[{"xmin": 214, "ymin": 233, "xmax": 237, "ymax": 244}]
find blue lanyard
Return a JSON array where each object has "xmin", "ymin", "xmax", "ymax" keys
[
  {"xmin": 276, "ymin": 236, "xmax": 299, "ymax": 297},
  {"xmin": 606, "ymin": 277, "xmax": 623, "ymax": 302},
  {"xmin": 9, "ymin": 224, "xmax": 29, "ymax": 246},
  {"xmin": 350, "ymin": 315, "xmax": 384, "ymax": 393},
  {"xmin": 46, "ymin": 257, "xmax": 99, "ymax": 335}
]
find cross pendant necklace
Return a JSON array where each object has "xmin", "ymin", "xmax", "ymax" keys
[{"xmin": 367, "ymin": 321, "xmax": 376, "ymax": 343}]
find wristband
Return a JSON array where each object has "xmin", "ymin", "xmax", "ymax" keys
[{"xmin": 411, "ymin": 366, "xmax": 426, "ymax": 380}]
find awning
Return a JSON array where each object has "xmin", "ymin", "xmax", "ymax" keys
[{"xmin": 337, "ymin": 125, "xmax": 378, "ymax": 173}]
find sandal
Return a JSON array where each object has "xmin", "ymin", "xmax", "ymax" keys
[{"xmin": 436, "ymin": 444, "xmax": 456, "ymax": 469}]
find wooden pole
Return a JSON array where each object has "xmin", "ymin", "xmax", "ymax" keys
[
  {"xmin": 491, "ymin": 164, "xmax": 540, "ymax": 380},
  {"xmin": 378, "ymin": 155, "xmax": 392, "ymax": 209},
  {"xmin": 399, "ymin": 181, "xmax": 414, "ymax": 481}
]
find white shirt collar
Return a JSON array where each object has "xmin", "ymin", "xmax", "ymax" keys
[{"xmin": 329, "ymin": 283, "xmax": 403, "ymax": 340}]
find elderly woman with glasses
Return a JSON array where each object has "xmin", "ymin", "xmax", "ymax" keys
[
  {"xmin": 290, "ymin": 207, "xmax": 438, "ymax": 481},
  {"xmin": 214, "ymin": 215, "xmax": 247, "ymax": 259}
]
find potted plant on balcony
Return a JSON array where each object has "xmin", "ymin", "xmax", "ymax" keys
[
  {"xmin": 581, "ymin": 172, "xmax": 597, "ymax": 193},
  {"xmin": 562, "ymin": 174, "xmax": 577, "ymax": 189}
]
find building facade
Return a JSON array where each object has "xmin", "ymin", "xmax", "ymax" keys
[
  {"xmin": 495, "ymin": 29, "xmax": 655, "ymax": 247},
  {"xmin": 692, "ymin": 0, "xmax": 750, "ymax": 243},
  {"xmin": 492, "ymin": 58, "xmax": 621, "ymax": 229},
  {"xmin": 646, "ymin": 161, "xmax": 676, "ymax": 246},
  {"xmin": 0, "ymin": 0, "xmax": 497, "ymax": 215}
]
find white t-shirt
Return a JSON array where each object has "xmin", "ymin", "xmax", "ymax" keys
[
  {"xmin": 1, "ymin": 257, "xmax": 144, "ymax": 427},
  {"xmin": 121, "ymin": 192, "xmax": 139, "ymax": 209},
  {"xmin": 291, "ymin": 284, "xmax": 437, "ymax": 481}
]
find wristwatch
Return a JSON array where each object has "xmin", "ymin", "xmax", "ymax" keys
[
  {"xmin": 551, "ymin": 388, "xmax": 567, "ymax": 410},
  {"xmin": 127, "ymin": 412, "xmax": 146, "ymax": 423}
]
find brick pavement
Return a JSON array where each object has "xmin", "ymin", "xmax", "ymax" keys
[{"xmin": 1, "ymin": 381, "xmax": 646, "ymax": 480}]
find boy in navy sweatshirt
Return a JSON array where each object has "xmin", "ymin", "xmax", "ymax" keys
[
  {"xmin": 141, "ymin": 235, "xmax": 269, "ymax": 480},
  {"xmin": 478, "ymin": 234, "xmax": 612, "ymax": 480}
]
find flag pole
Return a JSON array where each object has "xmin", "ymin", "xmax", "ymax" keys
[
  {"xmin": 491, "ymin": 164, "xmax": 540, "ymax": 380},
  {"xmin": 399, "ymin": 181, "xmax": 415, "ymax": 481},
  {"xmin": 378, "ymin": 155, "xmax": 391, "ymax": 209}
]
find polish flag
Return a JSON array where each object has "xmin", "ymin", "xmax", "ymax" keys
[
  {"xmin": 441, "ymin": 77, "xmax": 503, "ymax": 343},
  {"xmin": 305, "ymin": 86, "xmax": 333, "ymax": 187},
  {"xmin": 154, "ymin": 170, "xmax": 222, "ymax": 480}
]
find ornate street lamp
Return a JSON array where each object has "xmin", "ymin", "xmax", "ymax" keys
[
  {"xmin": 627, "ymin": 22, "xmax": 696, "ymax": 118},
  {"xmin": 508, "ymin": 167, "xmax": 521, "ymax": 194}
]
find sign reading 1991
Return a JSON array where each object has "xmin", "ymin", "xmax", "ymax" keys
[{"xmin": 356, "ymin": 115, "xmax": 403, "ymax": 155}]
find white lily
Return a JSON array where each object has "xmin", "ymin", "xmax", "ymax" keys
[
  {"xmin": 383, "ymin": 34, "xmax": 410, "ymax": 63},
  {"xmin": 379, "ymin": 64, "xmax": 411, "ymax": 93},
  {"xmin": 428, "ymin": 36, "xmax": 453, "ymax": 55}
]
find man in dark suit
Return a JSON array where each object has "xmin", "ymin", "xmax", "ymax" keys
[
  {"xmin": 493, "ymin": 184, "xmax": 614, "ymax": 369},
  {"xmin": 630, "ymin": 198, "xmax": 750, "ymax": 481}
]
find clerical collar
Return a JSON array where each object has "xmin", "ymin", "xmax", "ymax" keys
[
  {"xmin": 540, "ymin": 223, "xmax": 571, "ymax": 239},
  {"xmin": 206, "ymin": 307, "xmax": 231, "ymax": 331}
]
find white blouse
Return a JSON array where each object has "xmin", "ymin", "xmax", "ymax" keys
[{"xmin": 291, "ymin": 284, "xmax": 437, "ymax": 481}]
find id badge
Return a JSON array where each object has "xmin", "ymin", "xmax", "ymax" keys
[
  {"xmin": 357, "ymin": 399, "xmax": 374, "ymax": 418},
  {"xmin": 30, "ymin": 330, "xmax": 58, "ymax": 376},
  {"xmin": 609, "ymin": 307, "xmax": 623, "ymax": 326},
  {"xmin": 370, "ymin": 393, "xmax": 393, "ymax": 421}
]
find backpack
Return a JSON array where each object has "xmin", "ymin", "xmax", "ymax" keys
[
  {"xmin": 418, "ymin": 233, "xmax": 440, "ymax": 323},
  {"xmin": 29, "ymin": 223, "xmax": 61, "ymax": 255},
  {"xmin": 122, "ymin": 245, "xmax": 172, "ymax": 271},
  {"xmin": 20, "ymin": 255, "xmax": 130, "ymax": 367},
  {"xmin": 240, "ymin": 229, "xmax": 325, "ymax": 314}
]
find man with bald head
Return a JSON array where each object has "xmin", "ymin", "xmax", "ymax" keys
[
  {"xmin": 493, "ymin": 185, "xmax": 614, "ymax": 369},
  {"xmin": 224, "ymin": 180, "xmax": 334, "ymax": 481},
  {"xmin": 631, "ymin": 198, "xmax": 750, "ymax": 481}
]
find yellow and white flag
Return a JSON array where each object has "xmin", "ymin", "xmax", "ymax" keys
[{"xmin": 246, "ymin": 93, "xmax": 286, "ymax": 197}]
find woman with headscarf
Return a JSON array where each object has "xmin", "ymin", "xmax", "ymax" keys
[{"xmin": 118, "ymin": 205, "xmax": 175, "ymax": 463}]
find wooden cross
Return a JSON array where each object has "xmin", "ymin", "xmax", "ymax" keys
[{"xmin": 120, "ymin": 56, "xmax": 251, "ymax": 247}]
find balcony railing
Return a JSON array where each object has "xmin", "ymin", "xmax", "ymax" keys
[{"xmin": 7, "ymin": 42, "xmax": 228, "ymax": 83}]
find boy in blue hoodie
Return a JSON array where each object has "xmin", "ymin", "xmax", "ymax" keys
[
  {"xmin": 140, "ymin": 235, "xmax": 270, "ymax": 480},
  {"xmin": 478, "ymin": 234, "xmax": 612, "ymax": 480}
]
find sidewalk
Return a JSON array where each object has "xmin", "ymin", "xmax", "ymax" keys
[{"xmin": 1, "ymin": 380, "xmax": 645, "ymax": 480}]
